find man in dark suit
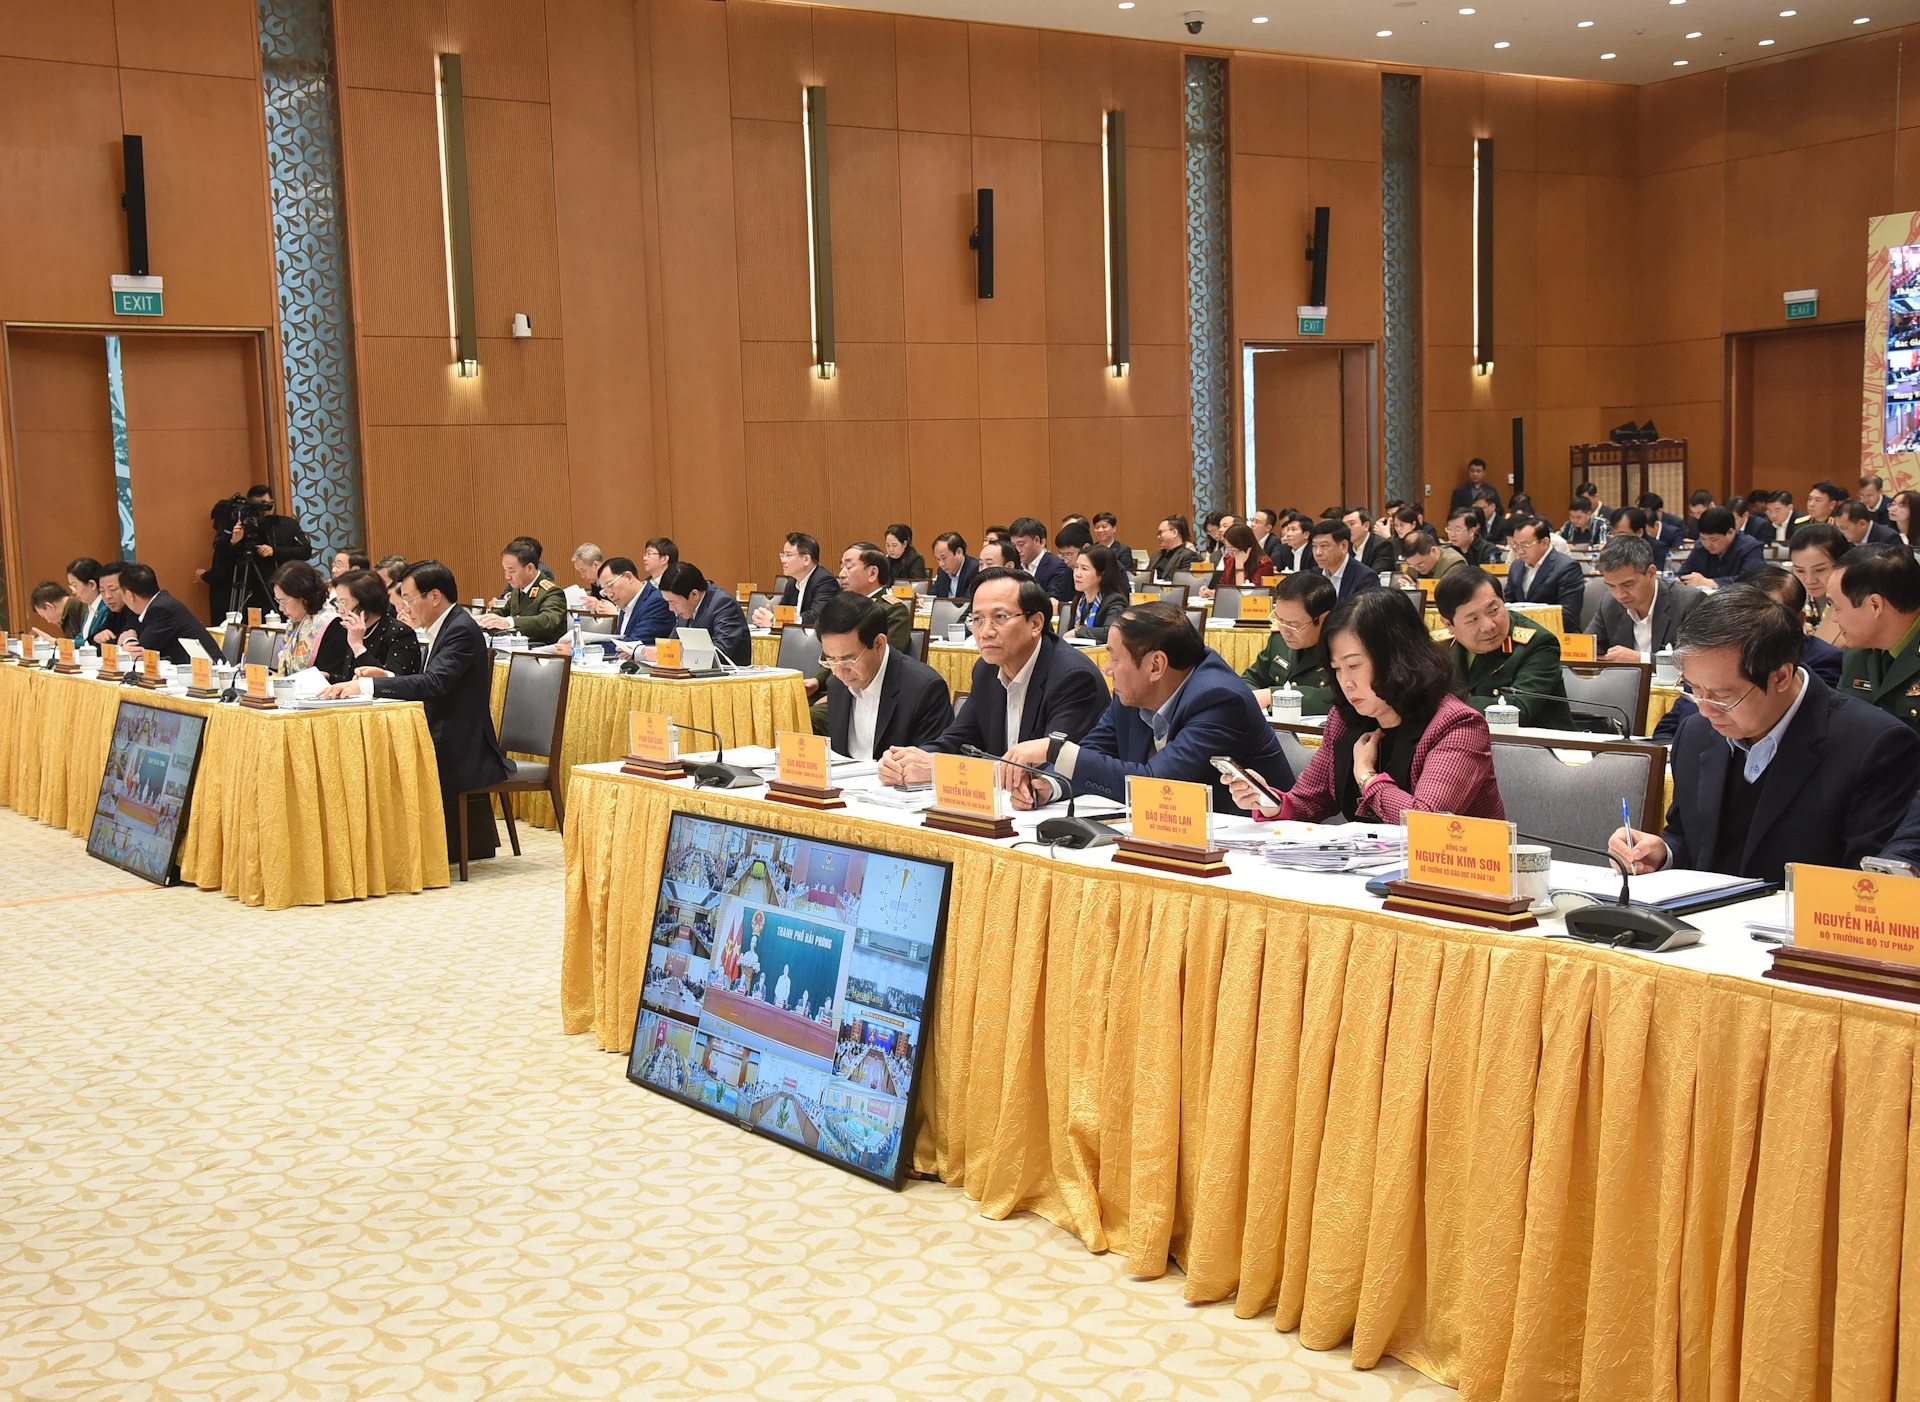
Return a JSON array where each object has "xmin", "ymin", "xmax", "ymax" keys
[
  {"xmin": 1749, "ymin": 491, "xmax": 1810, "ymax": 547},
  {"xmin": 878, "ymin": 568, "xmax": 1108, "ymax": 784},
  {"xmin": 928, "ymin": 532, "xmax": 979, "ymax": 600},
  {"xmin": 1592, "ymin": 534, "xmax": 1703, "ymax": 661},
  {"xmin": 1638, "ymin": 493, "xmax": 1687, "ymax": 553},
  {"xmin": 93, "ymin": 562, "xmax": 140, "ymax": 645},
  {"xmin": 1001, "ymin": 601, "xmax": 1291, "ymax": 813},
  {"xmin": 1677, "ymin": 506, "xmax": 1763, "ymax": 585},
  {"xmin": 595, "ymin": 556, "xmax": 673, "ymax": 657},
  {"xmin": 1608, "ymin": 506, "xmax": 1670, "ymax": 570},
  {"xmin": 1449, "ymin": 458, "xmax": 1497, "ymax": 515},
  {"xmin": 816, "ymin": 594, "xmax": 951, "ymax": 760},
  {"xmin": 1250, "ymin": 507, "xmax": 1286, "ymax": 572},
  {"xmin": 319, "ymin": 560, "xmax": 512, "ymax": 864},
  {"xmin": 1860, "ymin": 473, "xmax": 1894, "ymax": 524},
  {"xmin": 1089, "ymin": 513, "xmax": 1134, "ymax": 573},
  {"xmin": 1880, "ymin": 788, "xmax": 1920, "ymax": 867},
  {"xmin": 1502, "ymin": 515, "xmax": 1586, "ymax": 633},
  {"xmin": 751, "ymin": 533, "xmax": 840, "ymax": 627},
  {"xmin": 1838, "ymin": 499, "xmax": 1903, "ymax": 548},
  {"xmin": 115, "ymin": 563, "xmax": 220, "ymax": 666},
  {"xmin": 1445, "ymin": 508, "xmax": 1498, "ymax": 568},
  {"xmin": 1011, "ymin": 516, "xmax": 1075, "ymax": 610},
  {"xmin": 1610, "ymin": 587, "xmax": 1920, "ymax": 884},
  {"xmin": 1342, "ymin": 507, "xmax": 1399, "ymax": 575},
  {"xmin": 658, "ymin": 562, "xmax": 751, "ymax": 666},
  {"xmin": 1309, "ymin": 519, "xmax": 1383, "ymax": 603}
]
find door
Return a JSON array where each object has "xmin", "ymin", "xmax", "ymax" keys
[{"xmin": 1245, "ymin": 343, "xmax": 1377, "ymax": 517}]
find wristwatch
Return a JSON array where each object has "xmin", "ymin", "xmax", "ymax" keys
[{"xmin": 1046, "ymin": 731, "xmax": 1067, "ymax": 765}]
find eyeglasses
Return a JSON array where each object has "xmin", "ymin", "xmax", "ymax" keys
[
  {"xmin": 820, "ymin": 650, "xmax": 867, "ymax": 669},
  {"xmin": 1677, "ymin": 680, "xmax": 1756, "ymax": 714},
  {"xmin": 1274, "ymin": 616, "xmax": 1316, "ymax": 635},
  {"xmin": 971, "ymin": 610, "xmax": 1030, "ymax": 634}
]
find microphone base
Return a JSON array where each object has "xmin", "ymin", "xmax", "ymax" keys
[
  {"xmin": 1036, "ymin": 814, "xmax": 1122, "ymax": 849},
  {"xmin": 1563, "ymin": 903, "xmax": 1699, "ymax": 953},
  {"xmin": 688, "ymin": 761, "xmax": 763, "ymax": 789}
]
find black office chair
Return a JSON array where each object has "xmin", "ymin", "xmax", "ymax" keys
[
  {"xmin": 907, "ymin": 627, "xmax": 929, "ymax": 663},
  {"xmin": 457, "ymin": 651, "xmax": 571, "ymax": 881},
  {"xmin": 1185, "ymin": 606, "xmax": 1207, "ymax": 637},
  {"xmin": 775, "ymin": 624, "xmax": 821, "ymax": 675},
  {"xmin": 243, "ymin": 628, "xmax": 278, "ymax": 668},
  {"xmin": 221, "ymin": 624, "xmax": 246, "ymax": 666}
]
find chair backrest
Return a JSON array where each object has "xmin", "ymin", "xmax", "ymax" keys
[
  {"xmin": 1170, "ymin": 570, "xmax": 1204, "ymax": 594},
  {"xmin": 928, "ymin": 597, "xmax": 969, "ymax": 638},
  {"xmin": 1157, "ymin": 584, "xmax": 1190, "ymax": 610},
  {"xmin": 775, "ymin": 623, "xmax": 820, "ymax": 675},
  {"xmin": 747, "ymin": 591, "xmax": 773, "ymax": 622},
  {"xmin": 1579, "ymin": 577, "xmax": 1610, "ymax": 630},
  {"xmin": 1273, "ymin": 726, "xmax": 1316, "ymax": 780},
  {"xmin": 1185, "ymin": 606, "xmax": 1207, "ymax": 637},
  {"xmin": 243, "ymin": 627, "xmax": 277, "ymax": 667},
  {"xmin": 221, "ymin": 624, "xmax": 246, "ymax": 665},
  {"xmin": 578, "ymin": 614, "xmax": 616, "ymax": 636},
  {"xmin": 1490, "ymin": 738, "xmax": 1664, "ymax": 865},
  {"xmin": 907, "ymin": 627, "xmax": 929, "ymax": 663},
  {"xmin": 1211, "ymin": 585, "xmax": 1244, "ymax": 620},
  {"xmin": 953, "ymin": 692, "xmax": 969, "ymax": 721},
  {"xmin": 1563, "ymin": 662, "xmax": 1651, "ymax": 735},
  {"xmin": 499, "ymin": 651, "xmax": 571, "ymax": 760}
]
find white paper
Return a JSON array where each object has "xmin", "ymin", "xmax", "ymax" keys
[
  {"xmin": 1545, "ymin": 861, "xmax": 1757, "ymax": 904},
  {"xmin": 286, "ymin": 666, "xmax": 330, "ymax": 697}
]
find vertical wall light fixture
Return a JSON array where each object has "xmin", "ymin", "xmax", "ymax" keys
[
  {"xmin": 1473, "ymin": 137, "xmax": 1493, "ymax": 376},
  {"xmin": 803, "ymin": 85, "xmax": 835, "ymax": 379},
  {"xmin": 1103, "ymin": 109, "xmax": 1130, "ymax": 378},
  {"xmin": 436, "ymin": 53, "xmax": 478, "ymax": 378}
]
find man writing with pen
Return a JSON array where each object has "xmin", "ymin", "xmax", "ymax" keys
[{"xmin": 994, "ymin": 601, "xmax": 1293, "ymax": 812}]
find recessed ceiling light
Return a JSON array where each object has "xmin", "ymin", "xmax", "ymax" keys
[
  {"xmin": 1252, "ymin": 13, "xmax": 1268, "ymax": 20},
  {"xmin": 1855, "ymin": 15, "xmax": 1872, "ymax": 22},
  {"xmin": 1759, "ymin": 37, "xmax": 1775, "ymax": 43},
  {"xmin": 1601, "ymin": 51, "xmax": 1617, "ymax": 58},
  {"xmin": 1377, "ymin": 29, "xmax": 1392, "ymax": 36},
  {"xmin": 1494, "ymin": 39, "xmax": 1510, "ymax": 48},
  {"xmin": 1674, "ymin": 58, "xmax": 1688, "ymax": 64},
  {"xmin": 1577, "ymin": 19, "xmax": 1594, "ymax": 27},
  {"xmin": 1117, "ymin": 3, "xmax": 1132, "ymax": 8},
  {"xmin": 1686, "ymin": 30, "xmax": 1702, "ymax": 37},
  {"xmin": 1780, "ymin": 7, "xmax": 1796, "ymax": 13},
  {"xmin": 1459, "ymin": 6, "xmax": 1475, "ymax": 12}
]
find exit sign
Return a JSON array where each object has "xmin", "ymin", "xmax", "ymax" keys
[
  {"xmin": 1784, "ymin": 288, "xmax": 1818, "ymax": 321},
  {"xmin": 1297, "ymin": 304, "xmax": 1327, "ymax": 337},
  {"xmin": 111, "ymin": 274, "xmax": 163, "ymax": 317}
]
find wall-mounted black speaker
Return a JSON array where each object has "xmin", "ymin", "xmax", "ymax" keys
[
  {"xmin": 1511, "ymin": 416, "xmax": 1525, "ymax": 494},
  {"xmin": 122, "ymin": 134, "xmax": 149, "ymax": 277},
  {"xmin": 969, "ymin": 188, "xmax": 994, "ymax": 299},
  {"xmin": 1304, "ymin": 205, "xmax": 1329, "ymax": 308}
]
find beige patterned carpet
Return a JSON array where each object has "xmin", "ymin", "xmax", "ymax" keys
[{"xmin": 0, "ymin": 806, "xmax": 1454, "ymax": 1401}]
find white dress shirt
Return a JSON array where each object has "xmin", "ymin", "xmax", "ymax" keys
[
  {"xmin": 844, "ymin": 644, "xmax": 892, "ymax": 761},
  {"xmin": 1325, "ymin": 555, "xmax": 1354, "ymax": 595},
  {"xmin": 1002, "ymin": 641, "xmax": 1042, "ymax": 753},
  {"xmin": 793, "ymin": 567, "xmax": 820, "ymax": 617}
]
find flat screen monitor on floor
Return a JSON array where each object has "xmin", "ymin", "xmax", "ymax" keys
[
  {"xmin": 86, "ymin": 699, "xmax": 209, "ymax": 886},
  {"xmin": 627, "ymin": 811, "xmax": 953, "ymax": 1189}
]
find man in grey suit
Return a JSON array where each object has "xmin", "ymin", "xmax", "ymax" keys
[
  {"xmin": 1591, "ymin": 534, "xmax": 1703, "ymax": 662},
  {"xmin": 1502, "ymin": 515, "xmax": 1586, "ymax": 634}
]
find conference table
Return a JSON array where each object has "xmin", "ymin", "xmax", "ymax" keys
[
  {"xmin": 0, "ymin": 662, "xmax": 447, "ymax": 908},
  {"xmin": 563, "ymin": 761, "xmax": 1917, "ymax": 1401},
  {"xmin": 489, "ymin": 658, "xmax": 809, "ymax": 829}
]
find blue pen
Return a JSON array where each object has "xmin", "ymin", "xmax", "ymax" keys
[{"xmin": 1620, "ymin": 796, "xmax": 1635, "ymax": 872}]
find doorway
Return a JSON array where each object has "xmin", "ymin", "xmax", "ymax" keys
[
  {"xmin": 1727, "ymin": 322, "xmax": 1864, "ymax": 504},
  {"xmin": 1242, "ymin": 342, "xmax": 1378, "ymax": 519},
  {"xmin": 4, "ymin": 328, "xmax": 274, "ymax": 626}
]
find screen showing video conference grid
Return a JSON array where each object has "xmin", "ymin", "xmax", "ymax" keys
[
  {"xmin": 1889, "ymin": 243, "xmax": 1920, "ymax": 452},
  {"xmin": 627, "ymin": 813, "xmax": 951, "ymax": 1188}
]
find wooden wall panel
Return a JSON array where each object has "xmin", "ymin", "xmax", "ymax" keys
[
  {"xmin": 1039, "ymin": 31, "xmax": 1110, "ymax": 145},
  {"xmin": 979, "ymin": 417, "xmax": 1050, "ymax": 524},
  {"xmin": 1126, "ymin": 144, "xmax": 1188, "ymax": 346},
  {"xmin": 970, "ymin": 137, "xmax": 1046, "ymax": 344},
  {"xmin": 361, "ymin": 425, "xmax": 475, "ymax": 584},
  {"xmin": 464, "ymin": 96, "xmax": 566, "ymax": 340},
  {"xmin": 1725, "ymin": 34, "xmax": 1897, "ymax": 161},
  {"xmin": 0, "ymin": 0, "xmax": 116, "ymax": 64},
  {"xmin": 728, "ymin": 0, "xmax": 813, "ymax": 123},
  {"xmin": 1040, "ymin": 140, "xmax": 1106, "ymax": 347},
  {"xmin": 894, "ymin": 16, "xmax": 970, "ymax": 135},
  {"xmin": 1049, "ymin": 416, "xmax": 1121, "ymax": 522},
  {"xmin": 1740, "ymin": 325, "xmax": 1862, "ymax": 503},
  {"xmin": 7, "ymin": 333, "xmax": 118, "ymax": 598},
  {"xmin": 1228, "ymin": 153, "xmax": 1309, "ymax": 340},
  {"xmin": 450, "ymin": 0, "xmax": 551, "ymax": 103},
  {"xmin": 0, "ymin": 58, "xmax": 126, "ymax": 322},
  {"xmin": 732, "ymin": 118, "xmax": 813, "ymax": 343},
  {"xmin": 334, "ymin": 0, "xmax": 441, "ymax": 94},
  {"xmin": 1232, "ymin": 55, "xmax": 1309, "ymax": 160},
  {"xmin": 830, "ymin": 126, "xmax": 907, "ymax": 343},
  {"xmin": 1111, "ymin": 40, "xmax": 1180, "ymax": 150},
  {"xmin": 814, "ymin": 8, "xmax": 898, "ymax": 130},
  {"xmin": 113, "ymin": 0, "xmax": 259, "ymax": 80},
  {"xmin": 826, "ymin": 419, "xmax": 911, "ymax": 549},
  {"xmin": 907, "ymin": 418, "xmax": 982, "ymax": 548},
  {"xmin": 339, "ymin": 88, "xmax": 449, "ymax": 340},
  {"xmin": 968, "ymin": 25, "xmax": 1041, "ymax": 141},
  {"xmin": 899, "ymin": 131, "xmax": 978, "ymax": 345}
]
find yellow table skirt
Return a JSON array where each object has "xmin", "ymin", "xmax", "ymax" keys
[
  {"xmin": 1204, "ymin": 624, "xmax": 1277, "ymax": 674},
  {"xmin": 1508, "ymin": 601, "xmax": 1565, "ymax": 638},
  {"xmin": 490, "ymin": 662, "xmax": 810, "ymax": 829},
  {"xmin": 750, "ymin": 634, "xmax": 781, "ymax": 669},
  {"xmin": 0, "ymin": 665, "xmax": 447, "ymax": 908},
  {"xmin": 1649, "ymin": 684, "xmax": 1683, "ymax": 731},
  {"xmin": 565, "ymin": 766, "xmax": 1920, "ymax": 1400}
]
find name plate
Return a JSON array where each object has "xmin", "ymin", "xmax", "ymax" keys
[
  {"xmin": 191, "ymin": 655, "xmax": 212, "ymax": 690},
  {"xmin": 0, "ymin": 630, "xmax": 8, "ymax": 654},
  {"xmin": 1238, "ymin": 594, "xmax": 1271, "ymax": 624},
  {"xmin": 891, "ymin": 584, "xmax": 916, "ymax": 601},
  {"xmin": 101, "ymin": 642, "xmax": 120, "ymax": 672},
  {"xmin": 628, "ymin": 711, "xmax": 676, "ymax": 762},
  {"xmin": 59, "ymin": 638, "xmax": 76, "ymax": 666},
  {"xmin": 776, "ymin": 729, "xmax": 829, "ymax": 789},
  {"xmin": 1559, "ymin": 631, "xmax": 1596, "ymax": 662},
  {"xmin": 1190, "ymin": 559, "xmax": 1213, "ymax": 573},
  {"xmin": 774, "ymin": 604, "xmax": 798, "ymax": 626},
  {"xmin": 1419, "ymin": 577, "xmax": 1440, "ymax": 598},
  {"xmin": 1790, "ymin": 863, "xmax": 1920, "ymax": 965},
  {"xmin": 736, "ymin": 582, "xmax": 754, "ymax": 602},
  {"xmin": 141, "ymin": 648, "xmax": 160, "ymax": 680},
  {"xmin": 932, "ymin": 752, "xmax": 1001, "ymax": 819},
  {"xmin": 19, "ymin": 634, "xmax": 36, "ymax": 661},
  {"xmin": 1131, "ymin": 592, "xmax": 1153, "ymax": 605},
  {"xmin": 1127, "ymin": 775, "xmax": 1212, "ymax": 850},
  {"xmin": 655, "ymin": 638, "xmax": 683, "ymax": 669},
  {"xmin": 248, "ymin": 607, "xmax": 262, "ymax": 628},
  {"xmin": 246, "ymin": 663, "xmax": 270, "ymax": 699},
  {"xmin": 1406, "ymin": 811, "xmax": 1514, "ymax": 896}
]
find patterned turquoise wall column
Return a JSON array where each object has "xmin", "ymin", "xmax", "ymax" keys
[
  {"xmin": 258, "ymin": 0, "xmax": 364, "ymax": 558},
  {"xmin": 1184, "ymin": 56, "xmax": 1232, "ymax": 521},
  {"xmin": 106, "ymin": 335, "xmax": 137, "ymax": 561},
  {"xmin": 1382, "ymin": 74, "xmax": 1424, "ymax": 505}
]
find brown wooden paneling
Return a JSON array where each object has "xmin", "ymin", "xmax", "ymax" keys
[
  {"xmin": 744, "ymin": 421, "xmax": 828, "ymax": 576},
  {"xmin": 823, "ymin": 342, "xmax": 909, "ymax": 421},
  {"xmin": 1725, "ymin": 34, "xmax": 1898, "ymax": 162},
  {"xmin": 0, "ymin": 0, "xmax": 116, "ymax": 64},
  {"xmin": 1039, "ymin": 30, "xmax": 1109, "ymax": 146},
  {"xmin": 978, "ymin": 342, "xmax": 1048, "ymax": 418},
  {"xmin": 907, "ymin": 418, "xmax": 982, "ymax": 546},
  {"xmin": 1253, "ymin": 346, "xmax": 1343, "ymax": 515},
  {"xmin": 0, "ymin": 58, "xmax": 126, "ymax": 322},
  {"xmin": 813, "ymin": 7, "xmax": 898, "ymax": 130},
  {"xmin": 1041, "ymin": 139, "xmax": 1107, "ymax": 347},
  {"xmin": 1422, "ymin": 164, "xmax": 1472, "ymax": 350},
  {"xmin": 1309, "ymin": 157, "xmax": 1383, "ymax": 341},
  {"xmin": 1118, "ymin": 414, "xmax": 1188, "ymax": 531},
  {"xmin": 1110, "ymin": 40, "xmax": 1179, "ymax": 150},
  {"xmin": 7, "ymin": 332, "xmax": 118, "ymax": 598},
  {"xmin": 1483, "ymin": 73, "xmax": 1538, "ymax": 173},
  {"xmin": 830, "ymin": 125, "xmax": 907, "ymax": 343},
  {"xmin": 732, "ymin": 118, "xmax": 813, "ymax": 344},
  {"xmin": 1125, "ymin": 144, "xmax": 1187, "ymax": 346},
  {"xmin": 1534, "ymin": 172, "xmax": 1588, "ymax": 347},
  {"xmin": 907, "ymin": 342, "xmax": 980, "ymax": 420},
  {"xmin": 1049, "ymin": 416, "xmax": 1121, "ymax": 521},
  {"xmin": 358, "ymin": 337, "xmax": 469, "ymax": 426},
  {"xmin": 1228, "ymin": 152, "xmax": 1308, "ymax": 340},
  {"xmin": 898, "ymin": 130, "xmax": 977, "ymax": 345},
  {"xmin": 1114, "ymin": 340, "xmax": 1187, "ymax": 420},
  {"xmin": 362, "ymin": 425, "xmax": 474, "ymax": 583},
  {"xmin": 968, "ymin": 25, "xmax": 1040, "ymax": 140},
  {"xmin": 467, "ymin": 336, "xmax": 567, "ymax": 424},
  {"xmin": 114, "ymin": 0, "xmax": 258, "ymax": 79},
  {"xmin": 464, "ymin": 95, "xmax": 566, "ymax": 341},
  {"xmin": 728, "ymin": 0, "xmax": 814, "ymax": 123},
  {"xmin": 894, "ymin": 15, "xmax": 970, "ymax": 135},
  {"xmin": 335, "ymin": 0, "xmax": 441, "ymax": 93},
  {"xmin": 1422, "ymin": 67, "xmax": 1482, "ymax": 169},
  {"xmin": 979, "ymin": 417, "xmax": 1050, "ymax": 524},
  {"xmin": 1535, "ymin": 79, "xmax": 1591, "ymax": 177},
  {"xmin": 1739, "ymin": 325, "xmax": 1862, "ymax": 501},
  {"xmin": 1306, "ymin": 60, "xmax": 1379, "ymax": 164},
  {"xmin": 1047, "ymin": 343, "xmax": 1122, "ymax": 420},
  {"xmin": 469, "ymin": 424, "xmax": 573, "ymax": 575},
  {"xmin": 1489, "ymin": 167, "xmax": 1537, "ymax": 352},
  {"xmin": 1638, "ymin": 69, "xmax": 1726, "ymax": 174},
  {"xmin": 826, "ymin": 419, "xmax": 911, "ymax": 550},
  {"xmin": 1635, "ymin": 165, "xmax": 1722, "ymax": 348},
  {"xmin": 1231, "ymin": 55, "xmax": 1309, "ymax": 160},
  {"xmin": 971, "ymin": 136, "xmax": 1045, "ymax": 344},
  {"xmin": 339, "ymin": 87, "xmax": 450, "ymax": 340},
  {"xmin": 449, "ymin": 0, "xmax": 551, "ymax": 102}
]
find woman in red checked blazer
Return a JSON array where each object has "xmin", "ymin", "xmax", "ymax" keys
[{"xmin": 1228, "ymin": 588, "xmax": 1504, "ymax": 824}]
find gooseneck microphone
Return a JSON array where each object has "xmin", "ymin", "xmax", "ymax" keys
[
  {"xmin": 1496, "ymin": 686, "xmax": 1634, "ymax": 738},
  {"xmin": 961, "ymin": 744, "xmax": 1122, "ymax": 849},
  {"xmin": 1516, "ymin": 829, "xmax": 1699, "ymax": 952},
  {"xmin": 674, "ymin": 722, "xmax": 762, "ymax": 789}
]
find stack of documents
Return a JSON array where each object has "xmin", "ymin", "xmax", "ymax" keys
[
  {"xmin": 1212, "ymin": 822, "xmax": 1406, "ymax": 874},
  {"xmin": 1545, "ymin": 862, "xmax": 1772, "ymax": 912}
]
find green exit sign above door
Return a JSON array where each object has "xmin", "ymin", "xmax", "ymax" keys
[
  {"xmin": 111, "ymin": 274, "xmax": 163, "ymax": 316},
  {"xmin": 1297, "ymin": 304, "xmax": 1327, "ymax": 337},
  {"xmin": 1784, "ymin": 288, "xmax": 1818, "ymax": 321}
]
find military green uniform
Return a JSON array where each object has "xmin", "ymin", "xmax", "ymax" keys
[
  {"xmin": 1452, "ymin": 618, "xmax": 1573, "ymax": 730},
  {"xmin": 811, "ymin": 588, "xmax": 915, "ymax": 736},
  {"xmin": 1240, "ymin": 633, "xmax": 1334, "ymax": 715},
  {"xmin": 492, "ymin": 575, "xmax": 569, "ymax": 646},
  {"xmin": 1839, "ymin": 614, "xmax": 1920, "ymax": 734}
]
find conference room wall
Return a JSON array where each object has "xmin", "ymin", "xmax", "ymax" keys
[{"xmin": 0, "ymin": 0, "xmax": 287, "ymax": 620}]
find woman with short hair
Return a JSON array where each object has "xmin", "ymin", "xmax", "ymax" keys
[
  {"xmin": 326, "ymin": 569, "xmax": 423, "ymax": 683},
  {"xmin": 1063, "ymin": 546, "xmax": 1131, "ymax": 643},
  {"xmin": 270, "ymin": 560, "xmax": 345, "ymax": 676}
]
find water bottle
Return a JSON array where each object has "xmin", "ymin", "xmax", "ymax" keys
[
  {"xmin": 1272, "ymin": 684, "xmax": 1303, "ymax": 721},
  {"xmin": 570, "ymin": 620, "xmax": 585, "ymax": 668}
]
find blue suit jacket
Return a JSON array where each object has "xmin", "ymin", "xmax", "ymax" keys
[
  {"xmin": 1031, "ymin": 552, "xmax": 1075, "ymax": 608},
  {"xmin": 682, "ymin": 588, "xmax": 751, "ymax": 665},
  {"xmin": 928, "ymin": 557, "xmax": 979, "ymax": 600},
  {"xmin": 1330, "ymin": 559, "xmax": 1383, "ymax": 604},
  {"xmin": 927, "ymin": 630, "xmax": 1109, "ymax": 756},
  {"xmin": 1503, "ymin": 548, "xmax": 1586, "ymax": 634},
  {"xmin": 1677, "ymin": 532, "xmax": 1763, "ymax": 581},
  {"xmin": 1065, "ymin": 651, "xmax": 1294, "ymax": 813},
  {"xmin": 605, "ymin": 581, "xmax": 673, "ymax": 651}
]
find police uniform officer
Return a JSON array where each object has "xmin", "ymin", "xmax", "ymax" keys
[
  {"xmin": 1239, "ymin": 633, "xmax": 1334, "ymax": 715},
  {"xmin": 1839, "ymin": 629, "xmax": 1920, "ymax": 734},
  {"xmin": 492, "ymin": 573, "xmax": 569, "ymax": 646},
  {"xmin": 1451, "ymin": 618, "xmax": 1574, "ymax": 730}
]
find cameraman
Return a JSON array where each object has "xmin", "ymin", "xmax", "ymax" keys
[{"xmin": 201, "ymin": 484, "xmax": 311, "ymax": 618}]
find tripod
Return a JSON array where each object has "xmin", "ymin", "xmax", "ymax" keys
[{"xmin": 227, "ymin": 536, "xmax": 276, "ymax": 618}]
